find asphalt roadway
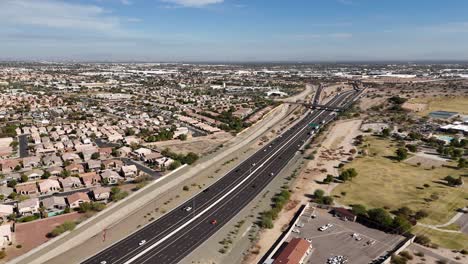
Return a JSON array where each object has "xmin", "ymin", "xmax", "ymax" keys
[
  {"xmin": 82, "ymin": 89, "xmax": 364, "ymax": 264},
  {"xmin": 18, "ymin": 134, "xmax": 29, "ymax": 158}
]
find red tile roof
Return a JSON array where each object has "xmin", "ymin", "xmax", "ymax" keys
[{"xmin": 273, "ymin": 238, "xmax": 311, "ymax": 264}]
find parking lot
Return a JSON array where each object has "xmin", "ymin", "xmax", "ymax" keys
[{"xmin": 288, "ymin": 207, "xmax": 404, "ymax": 264}]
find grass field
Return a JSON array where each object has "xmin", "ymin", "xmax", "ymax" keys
[
  {"xmin": 410, "ymin": 96, "xmax": 468, "ymax": 116},
  {"xmin": 412, "ymin": 226, "xmax": 468, "ymax": 250},
  {"xmin": 332, "ymin": 136, "xmax": 468, "ymax": 227}
]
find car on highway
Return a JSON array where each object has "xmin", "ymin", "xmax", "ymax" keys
[
  {"xmin": 211, "ymin": 219, "xmax": 217, "ymax": 225},
  {"xmin": 100, "ymin": 261, "xmax": 107, "ymax": 264},
  {"xmin": 139, "ymin": 240, "xmax": 146, "ymax": 246},
  {"xmin": 184, "ymin": 206, "xmax": 192, "ymax": 212}
]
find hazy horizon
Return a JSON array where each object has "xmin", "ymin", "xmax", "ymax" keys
[{"xmin": 1, "ymin": 0, "xmax": 468, "ymax": 61}]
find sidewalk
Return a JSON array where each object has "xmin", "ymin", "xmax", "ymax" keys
[{"xmin": 10, "ymin": 104, "xmax": 291, "ymax": 264}]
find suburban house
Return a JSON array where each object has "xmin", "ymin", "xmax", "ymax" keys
[
  {"xmin": 42, "ymin": 155, "xmax": 63, "ymax": 167},
  {"xmin": 0, "ymin": 186, "xmax": 13, "ymax": 198},
  {"xmin": 16, "ymin": 198, "xmax": 40, "ymax": 216},
  {"xmin": 24, "ymin": 169, "xmax": 44, "ymax": 181},
  {"xmin": 155, "ymin": 157, "xmax": 175, "ymax": 168},
  {"xmin": 41, "ymin": 196, "xmax": 67, "ymax": 214},
  {"xmin": 117, "ymin": 146, "xmax": 132, "ymax": 157},
  {"xmin": 91, "ymin": 187, "xmax": 111, "ymax": 202},
  {"xmin": 80, "ymin": 172, "xmax": 101, "ymax": 187},
  {"xmin": 98, "ymin": 147, "xmax": 113, "ymax": 158},
  {"xmin": 22, "ymin": 156, "xmax": 41, "ymax": 169},
  {"xmin": 62, "ymin": 152, "xmax": 81, "ymax": 162},
  {"xmin": 0, "ymin": 159, "xmax": 21, "ymax": 173},
  {"xmin": 65, "ymin": 163, "xmax": 85, "ymax": 175},
  {"xmin": 47, "ymin": 166, "xmax": 63, "ymax": 176},
  {"xmin": 121, "ymin": 165, "xmax": 138, "ymax": 179},
  {"xmin": 38, "ymin": 179, "xmax": 61, "ymax": 195},
  {"xmin": 101, "ymin": 170, "xmax": 123, "ymax": 185},
  {"xmin": 0, "ymin": 204, "xmax": 13, "ymax": 220},
  {"xmin": 102, "ymin": 159, "xmax": 123, "ymax": 170},
  {"xmin": 15, "ymin": 183, "xmax": 38, "ymax": 196},
  {"xmin": 87, "ymin": 160, "xmax": 102, "ymax": 172},
  {"xmin": 59, "ymin": 177, "xmax": 82, "ymax": 190},
  {"xmin": 142, "ymin": 152, "xmax": 163, "ymax": 163},
  {"xmin": 66, "ymin": 192, "xmax": 91, "ymax": 208},
  {"xmin": 134, "ymin": 148, "xmax": 152, "ymax": 159}
]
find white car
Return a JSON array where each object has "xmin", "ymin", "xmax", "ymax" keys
[
  {"xmin": 139, "ymin": 240, "xmax": 146, "ymax": 246},
  {"xmin": 292, "ymin": 228, "xmax": 300, "ymax": 234},
  {"xmin": 319, "ymin": 223, "xmax": 333, "ymax": 231},
  {"xmin": 100, "ymin": 261, "xmax": 107, "ymax": 264},
  {"xmin": 184, "ymin": 206, "xmax": 192, "ymax": 212},
  {"xmin": 306, "ymin": 238, "xmax": 313, "ymax": 243},
  {"xmin": 295, "ymin": 222, "xmax": 304, "ymax": 228}
]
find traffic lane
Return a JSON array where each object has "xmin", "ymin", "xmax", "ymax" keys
[
  {"xmin": 136, "ymin": 111, "xmax": 316, "ymax": 264},
  {"xmin": 84, "ymin": 90, "xmax": 355, "ymax": 264},
  {"xmin": 83, "ymin": 109, "xmax": 321, "ymax": 264}
]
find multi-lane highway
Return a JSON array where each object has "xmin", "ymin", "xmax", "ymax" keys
[{"xmin": 83, "ymin": 88, "xmax": 363, "ymax": 264}]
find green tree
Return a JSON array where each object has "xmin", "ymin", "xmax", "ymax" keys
[
  {"xmin": 457, "ymin": 158, "xmax": 467, "ymax": 169},
  {"xmin": 391, "ymin": 216, "xmax": 412, "ymax": 234},
  {"xmin": 7, "ymin": 180, "xmax": 17, "ymax": 188},
  {"xmin": 395, "ymin": 148, "xmax": 408, "ymax": 161},
  {"xmin": 313, "ymin": 189, "xmax": 325, "ymax": 199},
  {"xmin": 41, "ymin": 171, "xmax": 51, "ymax": 179},
  {"xmin": 91, "ymin": 152, "xmax": 100, "ymax": 160},
  {"xmin": 20, "ymin": 174, "xmax": 28, "ymax": 183},
  {"xmin": 323, "ymin": 174, "xmax": 334, "ymax": 184},
  {"xmin": 381, "ymin": 128, "xmax": 391, "ymax": 138},
  {"xmin": 168, "ymin": 160, "xmax": 182, "ymax": 170},
  {"xmin": 351, "ymin": 204, "xmax": 367, "ymax": 217},
  {"xmin": 368, "ymin": 208, "xmax": 393, "ymax": 228}
]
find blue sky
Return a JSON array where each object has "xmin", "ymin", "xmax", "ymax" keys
[{"xmin": 1, "ymin": 0, "xmax": 468, "ymax": 61}]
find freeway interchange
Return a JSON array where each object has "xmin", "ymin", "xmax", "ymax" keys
[{"xmin": 83, "ymin": 88, "xmax": 364, "ymax": 264}]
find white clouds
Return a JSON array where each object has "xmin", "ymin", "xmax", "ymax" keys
[
  {"xmin": 161, "ymin": 0, "xmax": 224, "ymax": 8},
  {"xmin": 0, "ymin": 0, "xmax": 121, "ymax": 31},
  {"xmin": 121, "ymin": 0, "xmax": 133, "ymax": 5}
]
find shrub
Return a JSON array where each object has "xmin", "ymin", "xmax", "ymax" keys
[
  {"xmin": 47, "ymin": 221, "xmax": 76, "ymax": 238},
  {"xmin": 414, "ymin": 235, "xmax": 431, "ymax": 246}
]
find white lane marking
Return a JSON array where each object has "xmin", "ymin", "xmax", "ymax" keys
[{"xmin": 123, "ymin": 107, "xmax": 329, "ymax": 264}]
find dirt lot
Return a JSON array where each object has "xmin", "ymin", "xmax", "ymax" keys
[
  {"xmin": 145, "ymin": 132, "xmax": 232, "ymax": 155},
  {"xmin": 5, "ymin": 212, "xmax": 83, "ymax": 262}
]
